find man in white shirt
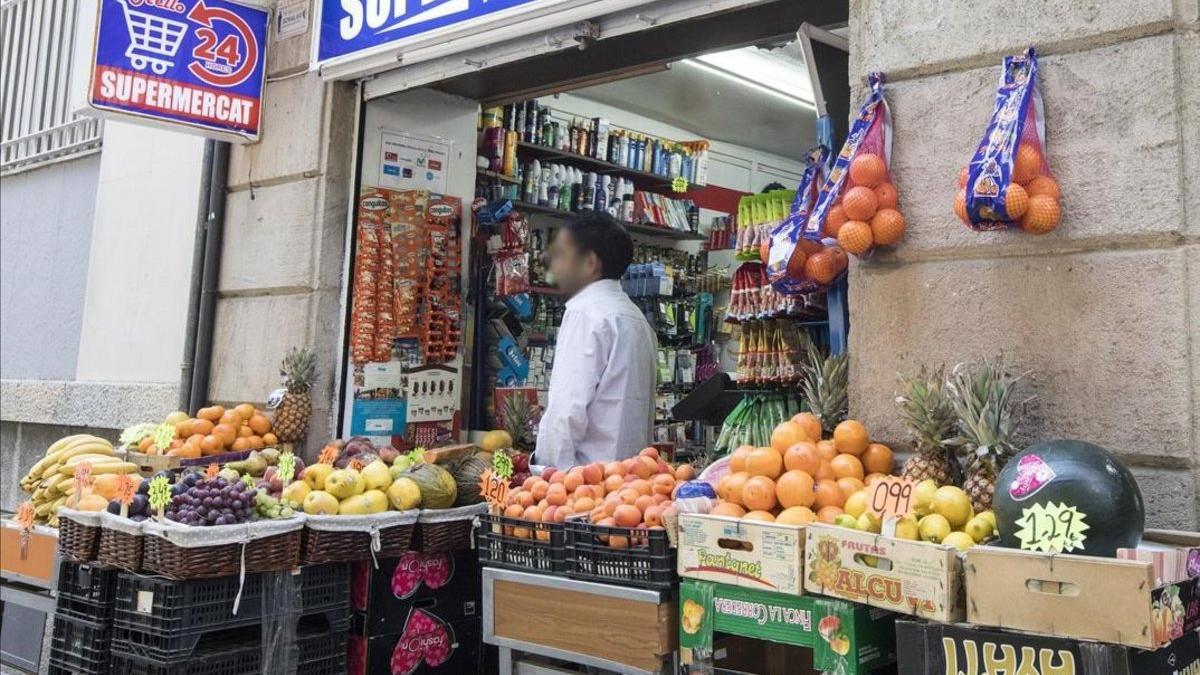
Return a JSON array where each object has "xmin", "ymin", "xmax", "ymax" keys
[{"xmin": 535, "ymin": 212, "xmax": 657, "ymax": 468}]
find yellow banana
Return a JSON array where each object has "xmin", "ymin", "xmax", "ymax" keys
[
  {"xmin": 26, "ymin": 434, "xmax": 93, "ymax": 475},
  {"xmin": 42, "ymin": 474, "xmax": 65, "ymax": 490},
  {"xmin": 59, "ymin": 462, "xmax": 137, "ymax": 477},
  {"xmin": 58, "ymin": 441, "xmax": 116, "ymax": 462}
]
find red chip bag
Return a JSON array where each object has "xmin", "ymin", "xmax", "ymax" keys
[{"xmin": 958, "ymin": 47, "xmax": 1061, "ymax": 234}]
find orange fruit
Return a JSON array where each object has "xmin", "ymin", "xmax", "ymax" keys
[
  {"xmin": 828, "ymin": 246, "xmax": 849, "ymax": 272},
  {"xmin": 790, "ymin": 412, "xmax": 823, "ymax": 443},
  {"xmin": 191, "ymin": 419, "xmax": 214, "ymax": 436},
  {"xmin": 958, "ymin": 166, "xmax": 969, "ymax": 189},
  {"xmin": 849, "ymin": 153, "xmax": 886, "ymax": 188},
  {"xmin": 1012, "ymin": 143, "xmax": 1043, "ymax": 185},
  {"xmin": 746, "ymin": 447, "xmax": 784, "ymax": 480},
  {"xmin": 200, "ymin": 435, "xmax": 222, "ymax": 455},
  {"xmin": 776, "ymin": 506, "xmax": 816, "ymax": 525},
  {"xmin": 742, "ymin": 476, "xmax": 778, "ymax": 511},
  {"xmin": 864, "ymin": 472, "xmax": 889, "ymax": 486},
  {"xmin": 1020, "ymin": 194, "xmax": 1060, "ymax": 234},
  {"xmin": 869, "ymin": 209, "xmax": 906, "ymax": 246},
  {"xmin": 219, "ymin": 410, "xmax": 241, "ymax": 427},
  {"xmin": 1024, "ymin": 175, "xmax": 1060, "ymax": 201},
  {"xmin": 729, "ymin": 445, "xmax": 752, "ymax": 473},
  {"xmin": 841, "ymin": 186, "xmax": 879, "ymax": 221},
  {"xmin": 825, "ymin": 204, "xmax": 848, "ymax": 237},
  {"xmin": 954, "ymin": 189, "xmax": 970, "ymax": 224},
  {"xmin": 1004, "ymin": 183, "xmax": 1029, "ymax": 219},
  {"xmin": 724, "ymin": 472, "xmax": 751, "ymax": 506},
  {"xmin": 830, "ymin": 454, "xmax": 864, "ymax": 481},
  {"xmin": 232, "ymin": 437, "xmax": 250, "ymax": 452},
  {"xmin": 197, "ymin": 406, "xmax": 223, "ymax": 422},
  {"xmin": 836, "ymin": 477, "xmax": 865, "ymax": 502},
  {"xmin": 833, "ymin": 420, "xmax": 869, "ymax": 456},
  {"xmin": 862, "ymin": 443, "xmax": 895, "ymax": 474},
  {"xmin": 786, "ymin": 247, "xmax": 808, "ymax": 280},
  {"xmin": 213, "ymin": 423, "xmax": 237, "ymax": 447},
  {"xmin": 771, "ymin": 421, "xmax": 813, "ymax": 454},
  {"xmin": 711, "ymin": 502, "xmax": 747, "ymax": 518},
  {"xmin": 262, "ymin": 433, "xmax": 278, "ymax": 446},
  {"xmin": 815, "ymin": 460, "xmax": 835, "ymax": 482},
  {"xmin": 248, "ymin": 413, "xmax": 271, "ymax": 435},
  {"xmin": 238, "ymin": 425, "xmax": 254, "ymax": 438},
  {"xmin": 816, "ymin": 440, "xmax": 838, "ymax": 461},
  {"xmin": 817, "ymin": 505, "xmax": 844, "ymax": 524},
  {"xmin": 813, "ymin": 479, "xmax": 844, "ymax": 510},
  {"xmin": 744, "ymin": 510, "xmax": 776, "ymax": 523},
  {"xmin": 776, "ymin": 470, "xmax": 816, "ymax": 508},
  {"xmin": 837, "ymin": 220, "xmax": 873, "ymax": 255},
  {"xmin": 803, "ymin": 251, "xmax": 838, "ymax": 285},
  {"xmin": 874, "ymin": 182, "xmax": 899, "ymax": 210},
  {"xmin": 783, "ymin": 442, "xmax": 822, "ymax": 475},
  {"xmin": 673, "ymin": 464, "xmax": 695, "ymax": 481}
]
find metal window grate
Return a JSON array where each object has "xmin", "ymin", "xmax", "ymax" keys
[{"xmin": 1, "ymin": 0, "xmax": 102, "ymax": 174}]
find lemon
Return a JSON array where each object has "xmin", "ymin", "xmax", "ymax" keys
[
  {"xmin": 976, "ymin": 510, "xmax": 997, "ymax": 530},
  {"xmin": 918, "ymin": 513, "xmax": 951, "ymax": 543},
  {"xmin": 894, "ymin": 515, "xmax": 919, "ymax": 541},
  {"xmin": 843, "ymin": 490, "xmax": 870, "ymax": 518},
  {"xmin": 942, "ymin": 531, "xmax": 975, "ymax": 552},
  {"xmin": 856, "ymin": 511, "xmax": 882, "ymax": 534},
  {"xmin": 931, "ymin": 486, "xmax": 973, "ymax": 528},
  {"xmin": 964, "ymin": 516, "xmax": 994, "ymax": 543},
  {"xmin": 834, "ymin": 514, "xmax": 859, "ymax": 530},
  {"xmin": 913, "ymin": 479, "xmax": 938, "ymax": 510}
]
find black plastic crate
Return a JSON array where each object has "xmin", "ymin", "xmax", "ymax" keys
[
  {"xmin": 55, "ymin": 560, "xmax": 118, "ymax": 621},
  {"xmin": 564, "ymin": 518, "xmax": 676, "ymax": 590},
  {"xmin": 112, "ymin": 563, "xmax": 349, "ymax": 638},
  {"xmin": 476, "ymin": 513, "xmax": 567, "ymax": 574},
  {"xmin": 48, "ymin": 613, "xmax": 112, "ymax": 675}
]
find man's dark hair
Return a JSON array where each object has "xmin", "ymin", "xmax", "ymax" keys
[{"xmin": 563, "ymin": 211, "xmax": 633, "ymax": 280}]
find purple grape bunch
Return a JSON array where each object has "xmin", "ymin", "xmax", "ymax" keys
[{"xmin": 165, "ymin": 473, "xmax": 257, "ymax": 526}]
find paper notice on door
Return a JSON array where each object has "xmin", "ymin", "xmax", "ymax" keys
[{"xmin": 379, "ymin": 130, "xmax": 451, "ymax": 194}]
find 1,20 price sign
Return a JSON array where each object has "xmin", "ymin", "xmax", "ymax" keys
[{"xmin": 868, "ymin": 476, "xmax": 916, "ymax": 521}]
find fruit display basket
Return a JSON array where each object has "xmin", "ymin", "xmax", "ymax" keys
[
  {"xmin": 111, "ymin": 564, "xmax": 349, "ymax": 662},
  {"xmin": 55, "ymin": 560, "xmax": 118, "ymax": 622},
  {"xmin": 56, "ymin": 509, "xmax": 102, "ymax": 563},
  {"xmin": 301, "ymin": 509, "xmax": 418, "ymax": 564},
  {"xmin": 476, "ymin": 512, "xmax": 568, "ymax": 575},
  {"xmin": 411, "ymin": 503, "xmax": 487, "ymax": 553},
  {"xmin": 97, "ymin": 511, "xmax": 145, "ymax": 572},
  {"xmin": 140, "ymin": 516, "xmax": 303, "ymax": 580},
  {"xmin": 564, "ymin": 517, "xmax": 676, "ymax": 590},
  {"xmin": 48, "ymin": 613, "xmax": 112, "ymax": 675}
]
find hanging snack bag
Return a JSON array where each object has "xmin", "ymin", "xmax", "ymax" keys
[
  {"xmin": 808, "ymin": 72, "xmax": 906, "ymax": 258},
  {"xmin": 956, "ymin": 47, "xmax": 1060, "ymax": 234},
  {"xmin": 766, "ymin": 146, "xmax": 830, "ymax": 294}
]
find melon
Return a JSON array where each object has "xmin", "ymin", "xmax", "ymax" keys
[
  {"xmin": 452, "ymin": 454, "xmax": 491, "ymax": 506},
  {"xmin": 994, "ymin": 439, "xmax": 1144, "ymax": 557},
  {"xmin": 405, "ymin": 463, "xmax": 457, "ymax": 509}
]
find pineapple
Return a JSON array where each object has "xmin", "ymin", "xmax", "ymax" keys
[
  {"xmin": 273, "ymin": 347, "xmax": 316, "ymax": 443},
  {"xmin": 498, "ymin": 393, "xmax": 541, "ymax": 453},
  {"xmin": 945, "ymin": 358, "xmax": 1031, "ymax": 512},
  {"xmin": 798, "ymin": 340, "xmax": 848, "ymax": 435},
  {"xmin": 896, "ymin": 367, "xmax": 959, "ymax": 486}
]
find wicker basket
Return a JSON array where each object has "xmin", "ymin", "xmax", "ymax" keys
[
  {"xmin": 411, "ymin": 503, "xmax": 487, "ymax": 553},
  {"xmin": 57, "ymin": 510, "xmax": 102, "ymax": 563},
  {"xmin": 96, "ymin": 513, "xmax": 144, "ymax": 572},
  {"xmin": 301, "ymin": 511, "xmax": 418, "ymax": 564},
  {"xmin": 140, "ymin": 518, "xmax": 304, "ymax": 580}
]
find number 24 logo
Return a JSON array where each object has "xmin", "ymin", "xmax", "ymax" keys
[{"xmin": 192, "ymin": 28, "xmax": 240, "ymax": 66}]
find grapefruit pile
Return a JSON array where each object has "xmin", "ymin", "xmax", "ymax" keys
[
  {"xmin": 826, "ymin": 153, "xmax": 907, "ymax": 255},
  {"xmin": 956, "ymin": 142, "xmax": 1061, "ymax": 234},
  {"xmin": 712, "ymin": 414, "xmax": 895, "ymax": 525}
]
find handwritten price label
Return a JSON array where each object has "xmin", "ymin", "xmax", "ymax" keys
[
  {"xmin": 348, "ymin": 458, "xmax": 365, "ymax": 472},
  {"xmin": 1014, "ymin": 502, "xmax": 1089, "ymax": 553},
  {"xmin": 478, "ymin": 469, "xmax": 511, "ymax": 510},
  {"xmin": 867, "ymin": 476, "xmax": 916, "ymax": 521},
  {"xmin": 16, "ymin": 501, "xmax": 35, "ymax": 531},
  {"xmin": 206, "ymin": 463, "xmax": 220, "ymax": 479},
  {"xmin": 318, "ymin": 446, "xmax": 339, "ymax": 466},
  {"xmin": 147, "ymin": 476, "xmax": 172, "ymax": 515},
  {"xmin": 72, "ymin": 462, "xmax": 94, "ymax": 509},
  {"xmin": 671, "ymin": 176, "xmax": 689, "ymax": 193}
]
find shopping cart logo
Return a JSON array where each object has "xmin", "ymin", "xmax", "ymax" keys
[{"xmin": 115, "ymin": 0, "xmax": 188, "ymax": 75}]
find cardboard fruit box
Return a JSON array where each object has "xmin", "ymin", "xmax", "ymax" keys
[
  {"xmin": 677, "ymin": 513, "xmax": 806, "ymax": 595},
  {"xmin": 803, "ymin": 523, "xmax": 964, "ymax": 622},
  {"xmin": 679, "ymin": 579, "xmax": 896, "ymax": 675},
  {"xmin": 896, "ymin": 618, "xmax": 1200, "ymax": 675},
  {"xmin": 965, "ymin": 529, "xmax": 1200, "ymax": 649}
]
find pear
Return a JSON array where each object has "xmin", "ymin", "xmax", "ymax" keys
[
  {"xmin": 302, "ymin": 490, "xmax": 339, "ymax": 515},
  {"xmin": 337, "ymin": 494, "xmax": 372, "ymax": 515},
  {"xmin": 303, "ymin": 463, "xmax": 334, "ymax": 491},
  {"xmin": 324, "ymin": 469, "xmax": 362, "ymax": 500},
  {"xmin": 281, "ymin": 480, "xmax": 311, "ymax": 505},
  {"xmin": 361, "ymin": 460, "xmax": 393, "ymax": 491}
]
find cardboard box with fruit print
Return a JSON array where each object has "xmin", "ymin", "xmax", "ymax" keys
[
  {"xmin": 679, "ymin": 579, "xmax": 896, "ymax": 675},
  {"xmin": 677, "ymin": 513, "xmax": 807, "ymax": 595},
  {"xmin": 803, "ymin": 522, "xmax": 964, "ymax": 622}
]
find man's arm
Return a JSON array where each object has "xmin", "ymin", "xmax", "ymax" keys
[{"xmin": 536, "ymin": 311, "xmax": 607, "ymax": 468}]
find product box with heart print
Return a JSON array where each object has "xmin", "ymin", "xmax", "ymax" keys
[
  {"xmin": 347, "ymin": 609, "xmax": 484, "ymax": 675},
  {"xmin": 352, "ymin": 550, "xmax": 481, "ymax": 637}
]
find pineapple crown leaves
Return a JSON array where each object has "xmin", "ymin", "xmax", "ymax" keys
[
  {"xmin": 895, "ymin": 366, "xmax": 957, "ymax": 453},
  {"xmin": 279, "ymin": 347, "xmax": 316, "ymax": 394},
  {"xmin": 944, "ymin": 357, "xmax": 1035, "ymax": 468},
  {"xmin": 799, "ymin": 339, "xmax": 848, "ymax": 434}
]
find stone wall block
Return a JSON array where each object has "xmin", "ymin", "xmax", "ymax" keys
[
  {"xmin": 220, "ymin": 178, "xmax": 321, "ymax": 293},
  {"xmin": 228, "ymin": 72, "xmax": 327, "ymax": 187}
]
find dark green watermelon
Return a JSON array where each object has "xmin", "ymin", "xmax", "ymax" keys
[{"xmin": 994, "ymin": 439, "xmax": 1144, "ymax": 557}]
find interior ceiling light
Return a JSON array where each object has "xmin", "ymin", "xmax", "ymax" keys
[{"xmin": 684, "ymin": 47, "xmax": 816, "ymax": 110}]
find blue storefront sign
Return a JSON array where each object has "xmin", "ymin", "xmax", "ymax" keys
[
  {"xmin": 314, "ymin": 0, "xmax": 562, "ymax": 67},
  {"xmin": 89, "ymin": 0, "xmax": 269, "ymax": 141}
]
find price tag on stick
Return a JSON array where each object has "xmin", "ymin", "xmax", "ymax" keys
[
  {"xmin": 868, "ymin": 476, "xmax": 916, "ymax": 521},
  {"xmin": 318, "ymin": 446, "xmax": 339, "ymax": 466},
  {"xmin": 1014, "ymin": 502, "xmax": 1089, "ymax": 553},
  {"xmin": 114, "ymin": 474, "xmax": 136, "ymax": 518},
  {"xmin": 206, "ymin": 463, "xmax": 220, "ymax": 479},
  {"xmin": 148, "ymin": 476, "xmax": 172, "ymax": 522},
  {"xmin": 16, "ymin": 501, "xmax": 35, "ymax": 559},
  {"xmin": 72, "ymin": 462, "xmax": 94, "ymax": 509},
  {"xmin": 478, "ymin": 469, "xmax": 511, "ymax": 511}
]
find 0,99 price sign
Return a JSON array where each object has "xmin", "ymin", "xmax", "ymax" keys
[{"xmin": 868, "ymin": 476, "xmax": 916, "ymax": 521}]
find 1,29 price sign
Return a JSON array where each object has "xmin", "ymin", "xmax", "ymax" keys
[{"xmin": 868, "ymin": 476, "xmax": 916, "ymax": 521}]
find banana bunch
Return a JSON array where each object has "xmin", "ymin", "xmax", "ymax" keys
[{"xmin": 19, "ymin": 434, "xmax": 136, "ymax": 526}]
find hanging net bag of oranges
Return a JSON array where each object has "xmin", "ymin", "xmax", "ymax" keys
[
  {"xmin": 765, "ymin": 146, "xmax": 833, "ymax": 295},
  {"xmin": 956, "ymin": 47, "xmax": 1061, "ymax": 234},
  {"xmin": 808, "ymin": 71, "xmax": 906, "ymax": 258}
]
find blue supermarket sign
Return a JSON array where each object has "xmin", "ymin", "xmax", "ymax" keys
[
  {"xmin": 315, "ymin": 0, "xmax": 562, "ymax": 67},
  {"xmin": 88, "ymin": 0, "xmax": 269, "ymax": 142}
]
